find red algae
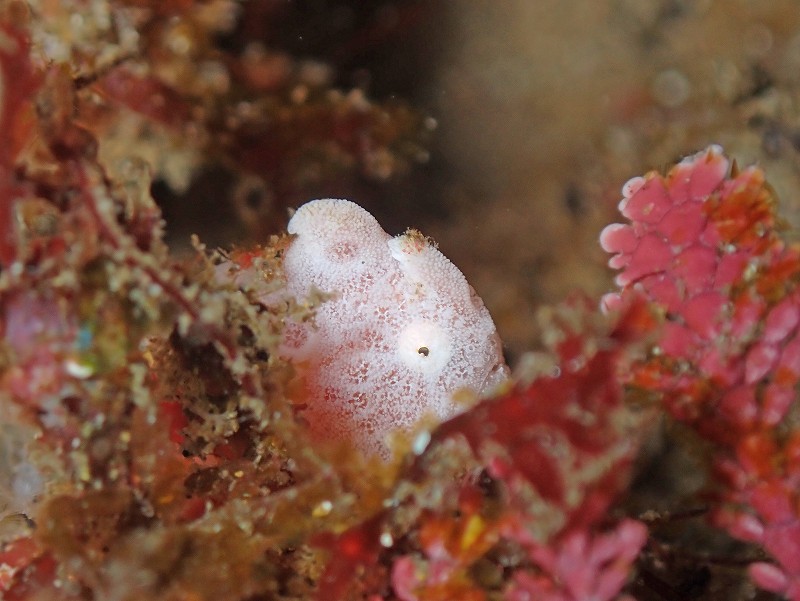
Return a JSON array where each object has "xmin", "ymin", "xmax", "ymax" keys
[
  {"xmin": 6, "ymin": 1, "xmax": 800, "ymax": 599},
  {"xmin": 604, "ymin": 145, "xmax": 800, "ymax": 599}
]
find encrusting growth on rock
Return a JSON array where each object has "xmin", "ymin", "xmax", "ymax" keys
[
  {"xmin": 601, "ymin": 145, "xmax": 800, "ymax": 599},
  {"xmin": 271, "ymin": 198, "xmax": 509, "ymax": 458}
]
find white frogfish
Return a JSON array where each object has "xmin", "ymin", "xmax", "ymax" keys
[{"xmin": 277, "ymin": 199, "xmax": 508, "ymax": 458}]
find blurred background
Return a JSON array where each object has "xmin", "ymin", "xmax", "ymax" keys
[{"xmin": 142, "ymin": 0, "xmax": 800, "ymax": 363}]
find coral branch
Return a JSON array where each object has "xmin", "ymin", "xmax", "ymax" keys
[{"xmin": 603, "ymin": 145, "xmax": 800, "ymax": 598}]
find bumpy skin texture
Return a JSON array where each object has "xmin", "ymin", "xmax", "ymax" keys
[{"xmin": 281, "ymin": 199, "xmax": 509, "ymax": 458}]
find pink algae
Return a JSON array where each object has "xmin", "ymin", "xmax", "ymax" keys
[{"xmin": 603, "ymin": 145, "xmax": 800, "ymax": 599}]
